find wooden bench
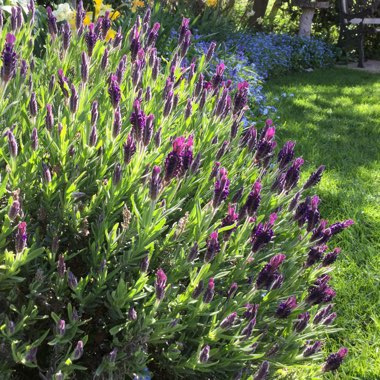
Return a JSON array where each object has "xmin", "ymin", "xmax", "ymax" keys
[{"xmin": 339, "ymin": 0, "xmax": 380, "ymax": 67}]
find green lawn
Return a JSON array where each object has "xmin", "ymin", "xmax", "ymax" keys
[{"xmin": 265, "ymin": 68, "xmax": 380, "ymax": 379}]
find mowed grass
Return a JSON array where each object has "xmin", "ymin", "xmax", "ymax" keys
[{"xmin": 265, "ymin": 68, "xmax": 380, "ymax": 379}]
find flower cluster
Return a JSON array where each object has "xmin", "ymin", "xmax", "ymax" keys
[{"xmin": 0, "ymin": 4, "xmax": 349, "ymax": 380}]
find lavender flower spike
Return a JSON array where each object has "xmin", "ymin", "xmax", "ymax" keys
[
  {"xmin": 204, "ymin": 231, "xmax": 220, "ymax": 263},
  {"xmin": 85, "ymin": 24, "xmax": 97, "ymax": 58},
  {"xmin": 199, "ymin": 345, "xmax": 210, "ymax": 363},
  {"xmin": 203, "ymin": 278, "xmax": 215, "ymax": 303},
  {"xmin": 220, "ymin": 312, "xmax": 237, "ymax": 329},
  {"xmin": 213, "ymin": 168, "xmax": 230, "ymax": 208},
  {"xmin": 303, "ymin": 341, "xmax": 322, "ymax": 357},
  {"xmin": 15, "ymin": 222, "xmax": 27, "ymax": 253},
  {"xmin": 46, "ymin": 6, "xmax": 58, "ymax": 39},
  {"xmin": 149, "ymin": 166, "xmax": 162, "ymax": 201},
  {"xmin": 108, "ymin": 75, "xmax": 121, "ymax": 109},
  {"xmin": 253, "ymin": 361, "xmax": 270, "ymax": 380},
  {"xmin": 8, "ymin": 200, "xmax": 20, "ymax": 221},
  {"xmin": 155, "ymin": 268, "xmax": 167, "ymax": 301},
  {"xmin": 81, "ymin": 52, "xmax": 89, "ymax": 83},
  {"xmin": 1, "ymin": 34, "xmax": 17, "ymax": 83},
  {"xmin": 123, "ymin": 134, "xmax": 136, "ymax": 165},
  {"xmin": 73, "ymin": 340, "xmax": 84, "ymax": 360},
  {"xmin": 7, "ymin": 130, "xmax": 18, "ymax": 158},
  {"xmin": 323, "ymin": 347, "xmax": 348, "ymax": 372},
  {"xmin": 276, "ymin": 295, "xmax": 297, "ymax": 318},
  {"xmin": 303, "ymin": 165, "xmax": 326, "ymax": 189}
]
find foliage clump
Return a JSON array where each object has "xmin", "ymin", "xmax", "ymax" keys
[{"xmin": 0, "ymin": 2, "xmax": 351, "ymax": 379}]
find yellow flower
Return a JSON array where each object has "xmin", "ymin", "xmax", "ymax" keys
[
  {"xmin": 131, "ymin": 0, "xmax": 145, "ymax": 13},
  {"xmin": 206, "ymin": 0, "xmax": 217, "ymax": 7}
]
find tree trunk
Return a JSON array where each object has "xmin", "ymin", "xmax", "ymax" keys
[
  {"xmin": 246, "ymin": 0, "xmax": 270, "ymax": 28},
  {"xmin": 298, "ymin": 7, "xmax": 315, "ymax": 36}
]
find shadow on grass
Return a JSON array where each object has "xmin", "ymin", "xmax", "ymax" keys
[{"xmin": 265, "ymin": 68, "xmax": 380, "ymax": 379}]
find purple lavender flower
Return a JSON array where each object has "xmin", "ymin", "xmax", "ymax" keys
[
  {"xmin": 203, "ymin": 278, "xmax": 215, "ymax": 303},
  {"xmin": 57, "ymin": 254, "xmax": 66, "ymax": 277},
  {"xmin": 284, "ymin": 157, "xmax": 304, "ymax": 191},
  {"xmin": 180, "ymin": 30, "xmax": 191, "ymax": 58},
  {"xmin": 16, "ymin": 6, "xmax": 23, "ymax": 29},
  {"xmin": 243, "ymin": 304, "xmax": 259, "ymax": 320},
  {"xmin": 231, "ymin": 187, "xmax": 244, "ymax": 203},
  {"xmin": 239, "ymin": 181, "xmax": 261, "ymax": 220},
  {"xmin": 20, "ymin": 59, "xmax": 27, "ymax": 78},
  {"xmin": 322, "ymin": 248, "xmax": 341, "ymax": 266},
  {"xmin": 256, "ymin": 254, "xmax": 286, "ymax": 289},
  {"xmin": 7, "ymin": 130, "xmax": 18, "ymax": 158},
  {"xmin": 128, "ymin": 306, "xmax": 137, "ymax": 321},
  {"xmin": 140, "ymin": 255, "xmax": 149, "ymax": 273},
  {"xmin": 204, "ymin": 231, "xmax": 220, "ymax": 263},
  {"xmin": 294, "ymin": 196, "xmax": 311, "ymax": 227},
  {"xmin": 130, "ymin": 99, "xmax": 146, "ymax": 142},
  {"xmin": 306, "ymin": 275, "xmax": 336, "ymax": 305},
  {"xmin": 10, "ymin": 7, "xmax": 17, "ymax": 31},
  {"xmin": 101, "ymin": 11, "xmax": 111, "ymax": 40},
  {"xmin": 251, "ymin": 213, "xmax": 276, "ymax": 253},
  {"xmin": 62, "ymin": 22, "xmax": 71, "ymax": 52},
  {"xmin": 146, "ymin": 22, "xmax": 160, "ymax": 48},
  {"xmin": 330, "ymin": 219, "xmax": 354, "ymax": 236},
  {"xmin": 42, "ymin": 163, "xmax": 52, "ymax": 183},
  {"xmin": 57, "ymin": 69, "xmax": 69, "ymax": 98},
  {"xmin": 276, "ymin": 295, "xmax": 297, "ymax": 318},
  {"xmin": 88, "ymin": 125, "xmax": 97, "ymax": 147},
  {"xmin": 194, "ymin": 73, "xmax": 204, "ymax": 97},
  {"xmin": 163, "ymin": 90, "xmax": 174, "ymax": 117},
  {"xmin": 323, "ymin": 347, "xmax": 348, "ymax": 372},
  {"xmin": 15, "ymin": 222, "xmax": 27, "ymax": 253},
  {"xmin": 85, "ymin": 24, "xmax": 97, "ymax": 57},
  {"xmin": 206, "ymin": 41, "xmax": 216, "ymax": 62},
  {"xmin": 108, "ymin": 75, "xmax": 121, "ymax": 109},
  {"xmin": 293, "ymin": 312, "xmax": 310, "ymax": 332},
  {"xmin": 70, "ymin": 84, "xmax": 79, "ymax": 114},
  {"xmin": 278, "ymin": 141, "xmax": 296, "ymax": 169},
  {"xmin": 91, "ymin": 101, "xmax": 98, "ymax": 126},
  {"xmin": 192, "ymin": 280, "xmax": 204, "ymax": 299},
  {"xmin": 187, "ymin": 242, "xmax": 199, "ymax": 262},
  {"xmin": 73, "ymin": 340, "xmax": 84, "ymax": 360},
  {"xmin": 113, "ymin": 163, "xmax": 122, "ymax": 186},
  {"xmin": 313, "ymin": 304, "xmax": 333, "ymax": 324},
  {"xmin": 80, "ymin": 52, "xmax": 89, "ymax": 83},
  {"xmin": 101, "ymin": 47, "xmax": 109, "ymax": 70},
  {"xmin": 255, "ymin": 127, "xmax": 277, "ymax": 163},
  {"xmin": 303, "ymin": 165, "xmax": 326, "ymax": 189},
  {"xmin": 1, "ymin": 34, "xmax": 17, "ymax": 83},
  {"xmin": 221, "ymin": 204, "xmax": 239, "ymax": 241},
  {"xmin": 184, "ymin": 98, "xmax": 192, "ymax": 120},
  {"xmin": 155, "ymin": 268, "xmax": 167, "ymax": 301},
  {"xmin": 307, "ymin": 195, "xmax": 321, "ymax": 232},
  {"xmin": 303, "ymin": 341, "xmax": 322, "ymax": 357},
  {"xmin": 154, "ymin": 127, "xmax": 162, "ymax": 148},
  {"xmin": 130, "ymin": 28, "xmax": 140, "ymax": 62},
  {"xmin": 46, "ymin": 6, "xmax": 58, "ymax": 39},
  {"xmin": 123, "ymin": 134, "xmax": 136, "ymax": 165},
  {"xmin": 220, "ymin": 312, "xmax": 237, "ymax": 329},
  {"xmin": 7, "ymin": 320, "xmax": 15, "ymax": 334},
  {"xmin": 199, "ymin": 345, "xmax": 210, "ymax": 363},
  {"xmin": 76, "ymin": 1, "xmax": 85, "ymax": 31},
  {"xmin": 116, "ymin": 54, "xmax": 127, "ymax": 83},
  {"xmin": 25, "ymin": 347, "xmax": 38, "ymax": 362},
  {"xmin": 57, "ymin": 319, "xmax": 66, "ymax": 336},
  {"xmin": 305, "ymin": 244, "xmax": 327, "ymax": 267},
  {"xmin": 227, "ymin": 282, "xmax": 238, "ymax": 299},
  {"xmin": 112, "ymin": 107, "xmax": 122, "ymax": 138},
  {"xmin": 143, "ymin": 114, "xmax": 154, "ymax": 146},
  {"xmin": 164, "ymin": 137, "xmax": 185, "ymax": 182},
  {"xmin": 49, "ymin": 74, "xmax": 55, "ymax": 93},
  {"xmin": 149, "ymin": 166, "xmax": 162, "ymax": 201},
  {"xmin": 212, "ymin": 62, "xmax": 225, "ymax": 90},
  {"xmin": 322, "ymin": 312, "xmax": 337, "ymax": 325},
  {"xmin": 8, "ymin": 200, "xmax": 20, "ymax": 221},
  {"xmin": 241, "ymin": 317, "xmax": 256, "ymax": 339},
  {"xmin": 44, "ymin": 104, "xmax": 54, "ymax": 131},
  {"xmin": 213, "ymin": 168, "xmax": 230, "ymax": 208},
  {"xmin": 178, "ymin": 18, "xmax": 190, "ymax": 44},
  {"xmin": 233, "ymin": 81, "xmax": 249, "ymax": 114},
  {"xmin": 68, "ymin": 271, "xmax": 78, "ymax": 289},
  {"xmin": 253, "ymin": 361, "xmax": 270, "ymax": 380}
]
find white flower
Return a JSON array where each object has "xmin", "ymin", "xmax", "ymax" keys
[{"xmin": 52, "ymin": 3, "xmax": 74, "ymax": 23}]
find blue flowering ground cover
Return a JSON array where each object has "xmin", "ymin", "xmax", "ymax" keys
[{"xmin": 166, "ymin": 30, "xmax": 335, "ymax": 119}]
